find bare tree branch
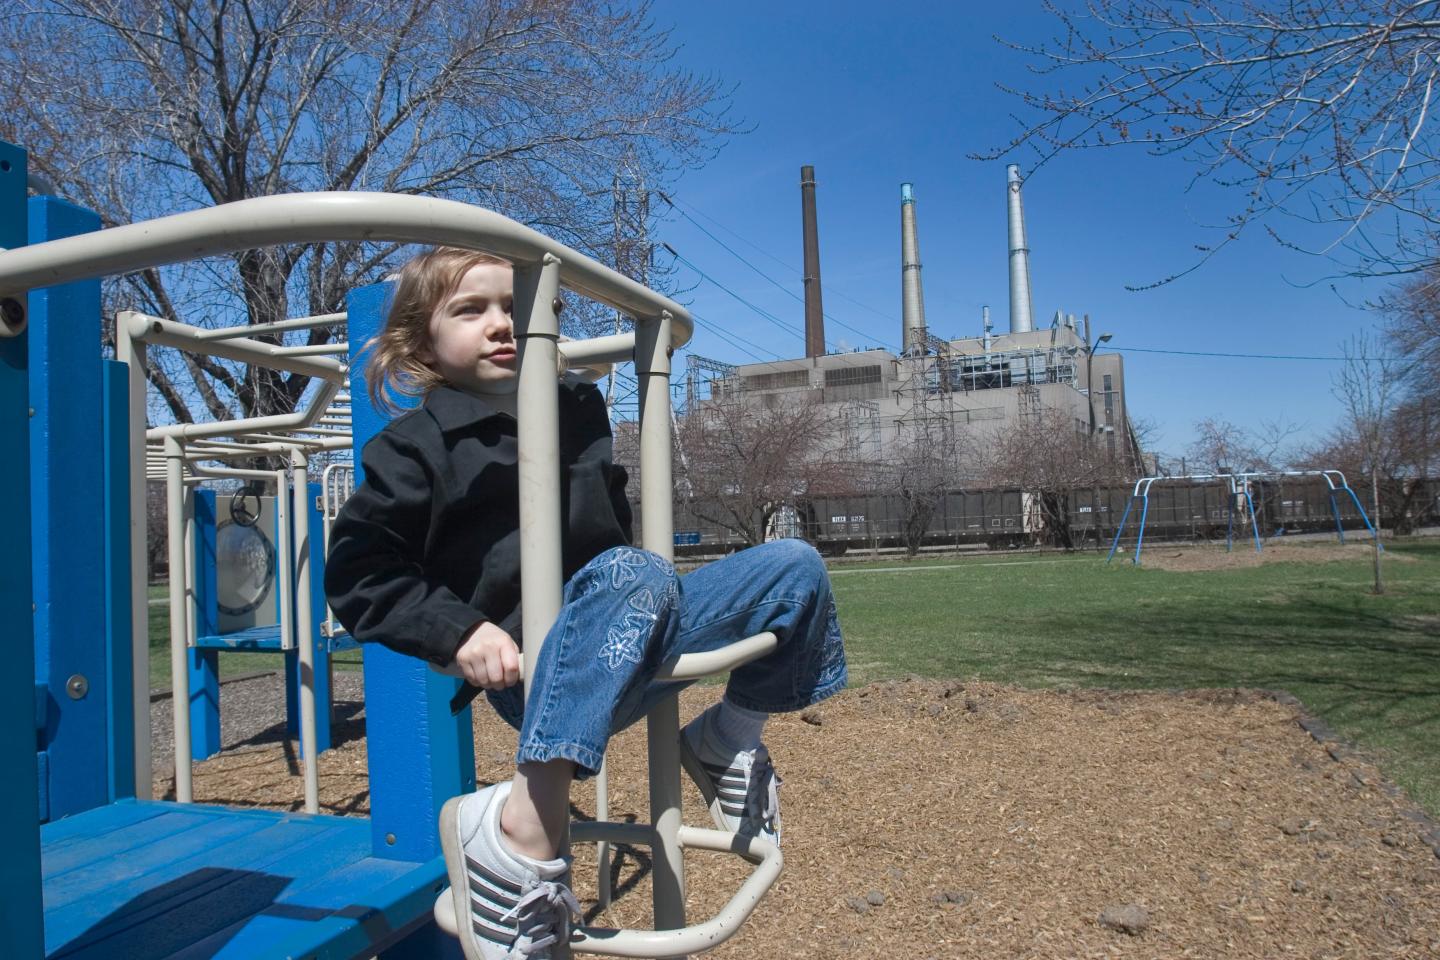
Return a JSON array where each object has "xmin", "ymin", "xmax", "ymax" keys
[
  {"xmin": 982, "ymin": 1, "xmax": 1440, "ymax": 282},
  {"xmin": 1, "ymin": 0, "xmax": 738, "ymax": 423}
]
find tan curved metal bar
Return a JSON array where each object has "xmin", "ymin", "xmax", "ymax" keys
[
  {"xmin": 427, "ymin": 631, "xmax": 778, "ymax": 687},
  {"xmin": 433, "ymin": 825, "xmax": 782, "ymax": 958},
  {"xmin": 655, "ymin": 631, "xmax": 777, "ymax": 681},
  {"xmin": 569, "ymin": 827, "xmax": 782, "ymax": 957},
  {"xmin": 0, "ymin": 192, "xmax": 693, "ymax": 344}
]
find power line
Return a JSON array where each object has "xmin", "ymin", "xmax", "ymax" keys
[
  {"xmin": 664, "ymin": 192, "xmax": 901, "ymax": 331},
  {"xmin": 1122, "ymin": 346, "xmax": 1407, "ymax": 362},
  {"xmin": 662, "ymin": 247, "xmax": 907, "ymax": 386},
  {"xmin": 687, "ymin": 309, "xmax": 792, "ymax": 364},
  {"xmin": 662, "ymin": 194, "xmax": 897, "ymax": 351},
  {"xmin": 661, "ymin": 244, "xmax": 810, "ymax": 346}
]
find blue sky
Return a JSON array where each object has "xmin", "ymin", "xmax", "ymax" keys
[{"xmin": 652, "ymin": 2, "xmax": 1384, "ymax": 462}]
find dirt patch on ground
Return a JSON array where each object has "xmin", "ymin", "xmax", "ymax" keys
[
  {"xmin": 1128, "ymin": 539, "xmax": 1407, "ymax": 573},
  {"xmin": 159, "ymin": 679, "xmax": 1440, "ymax": 958}
]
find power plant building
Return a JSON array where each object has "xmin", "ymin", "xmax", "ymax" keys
[{"xmin": 684, "ymin": 169, "xmax": 1144, "ymax": 480}]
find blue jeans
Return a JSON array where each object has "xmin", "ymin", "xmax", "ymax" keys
[{"xmin": 485, "ymin": 539, "xmax": 847, "ymax": 777}]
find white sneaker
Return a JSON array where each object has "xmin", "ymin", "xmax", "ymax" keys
[
  {"xmin": 678, "ymin": 706, "xmax": 781, "ymax": 864},
  {"xmin": 438, "ymin": 782, "xmax": 580, "ymax": 959}
]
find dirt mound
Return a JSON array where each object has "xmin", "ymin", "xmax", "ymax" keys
[
  {"xmin": 1128, "ymin": 539, "xmax": 1401, "ymax": 573},
  {"xmin": 164, "ymin": 680, "xmax": 1440, "ymax": 959}
]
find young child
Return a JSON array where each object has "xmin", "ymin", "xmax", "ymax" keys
[{"xmin": 325, "ymin": 246, "xmax": 847, "ymax": 960}]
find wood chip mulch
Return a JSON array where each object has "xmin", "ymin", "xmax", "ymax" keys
[
  {"xmin": 1131, "ymin": 539, "xmax": 1410, "ymax": 573},
  {"xmin": 156, "ymin": 677, "xmax": 1440, "ymax": 959}
]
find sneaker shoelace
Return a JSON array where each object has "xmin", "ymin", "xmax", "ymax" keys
[
  {"xmin": 737, "ymin": 748, "xmax": 782, "ymax": 836},
  {"xmin": 504, "ymin": 880, "xmax": 581, "ymax": 957}
]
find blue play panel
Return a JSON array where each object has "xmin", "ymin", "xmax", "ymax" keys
[{"xmin": 41, "ymin": 800, "xmax": 444, "ymax": 960}]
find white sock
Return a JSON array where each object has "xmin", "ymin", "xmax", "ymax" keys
[{"xmin": 708, "ymin": 698, "xmax": 769, "ymax": 754}]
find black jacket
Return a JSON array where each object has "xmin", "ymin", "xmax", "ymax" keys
[{"xmin": 324, "ymin": 378, "xmax": 633, "ymax": 667}]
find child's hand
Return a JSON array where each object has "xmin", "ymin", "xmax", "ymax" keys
[{"xmin": 454, "ymin": 621, "xmax": 522, "ymax": 690}]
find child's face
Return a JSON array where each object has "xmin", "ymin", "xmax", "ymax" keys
[{"xmin": 420, "ymin": 262, "xmax": 518, "ymax": 394}]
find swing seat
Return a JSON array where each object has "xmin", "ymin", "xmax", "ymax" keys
[{"xmin": 433, "ymin": 631, "xmax": 783, "ymax": 957}]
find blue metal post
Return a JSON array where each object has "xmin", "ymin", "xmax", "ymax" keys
[
  {"xmin": 309, "ymin": 481, "xmax": 334, "ymax": 751},
  {"xmin": 102, "ymin": 360, "xmax": 136, "ymax": 802},
  {"xmin": 1105, "ymin": 496, "xmax": 1134, "ymax": 564},
  {"xmin": 0, "ymin": 139, "xmax": 46, "ymax": 960},
  {"xmin": 1340, "ymin": 482, "xmax": 1383, "ymax": 550},
  {"xmin": 1328, "ymin": 491, "xmax": 1346, "ymax": 544},
  {"xmin": 1243, "ymin": 486, "xmax": 1263, "ymax": 553},
  {"xmin": 1132, "ymin": 492, "xmax": 1152, "ymax": 565},
  {"xmin": 348, "ymin": 281, "xmax": 475, "ymax": 862},
  {"xmin": 189, "ymin": 490, "xmax": 221, "ymax": 760},
  {"xmin": 28, "ymin": 195, "xmax": 109, "ymax": 821}
]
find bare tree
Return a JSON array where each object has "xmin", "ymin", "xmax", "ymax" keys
[
  {"xmin": 1380, "ymin": 265, "xmax": 1440, "ymax": 412},
  {"xmin": 1332, "ymin": 333, "xmax": 1404, "ymax": 592},
  {"xmin": 1186, "ymin": 417, "xmax": 1296, "ymax": 475},
  {"xmin": 882, "ymin": 414, "xmax": 967, "ymax": 558},
  {"xmin": 984, "ymin": 1, "xmax": 1440, "ymax": 283},
  {"xmin": 979, "ymin": 405, "xmax": 1121, "ymax": 549},
  {"xmin": 676, "ymin": 392, "xmax": 849, "ymax": 548},
  {"xmin": 1, "ymin": 0, "xmax": 737, "ymax": 424},
  {"xmin": 1298, "ymin": 394, "xmax": 1438, "ymax": 535}
]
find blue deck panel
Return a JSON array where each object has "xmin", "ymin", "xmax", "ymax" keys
[
  {"xmin": 193, "ymin": 624, "xmax": 286, "ymax": 651},
  {"xmin": 193, "ymin": 624, "xmax": 358, "ymax": 654},
  {"xmin": 47, "ymin": 806, "xmax": 358, "ymax": 924},
  {"xmin": 41, "ymin": 800, "xmax": 444, "ymax": 960}
]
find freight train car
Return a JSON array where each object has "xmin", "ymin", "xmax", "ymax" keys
[{"xmin": 665, "ymin": 476, "xmax": 1437, "ymax": 558}]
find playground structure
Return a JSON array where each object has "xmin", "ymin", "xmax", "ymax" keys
[
  {"xmin": 1106, "ymin": 469, "xmax": 1382, "ymax": 565},
  {"xmin": 5, "ymin": 140, "xmax": 781, "ymax": 958}
]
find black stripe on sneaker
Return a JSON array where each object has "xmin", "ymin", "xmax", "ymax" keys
[
  {"xmin": 474, "ymin": 916, "xmax": 515, "ymax": 941},
  {"xmin": 467, "ymin": 854, "xmax": 525, "ymax": 896},
  {"xmin": 468, "ymin": 888, "xmax": 516, "ymax": 926},
  {"xmin": 464, "ymin": 854, "xmax": 525, "ymax": 947}
]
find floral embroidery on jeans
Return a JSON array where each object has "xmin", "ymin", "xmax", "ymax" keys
[
  {"xmin": 590, "ymin": 581, "xmax": 668, "ymax": 673},
  {"xmin": 601, "ymin": 549, "xmax": 650, "ymax": 589},
  {"xmin": 597, "ymin": 588, "xmax": 665, "ymax": 670},
  {"xmin": 598, "ymin": 620, "xmax": 645, "ymax": 670}
]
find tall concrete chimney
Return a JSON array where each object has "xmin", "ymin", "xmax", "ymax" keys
[
  {"xmin": 900, "ymin": 182, "xmax": 927, "ymax": 355},
  {"xmin": 800, "ymin": 165, "xmax": 826, "ymax": 358},
  {"xmin": 1006, "ymin": 164, "xmax": 1035, "ymax": 334}
]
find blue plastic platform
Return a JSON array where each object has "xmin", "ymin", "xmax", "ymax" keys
[
  {"xmin": 41, "ymin": 800, "xmax": 444, "ymax": 960},
  {"xmin": 193, "ymin": 625, "xmax": 359, "ymax": 654}
]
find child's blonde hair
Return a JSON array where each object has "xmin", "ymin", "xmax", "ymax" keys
[{"xmin": 365, "ymin": 246, "xmax": 511, "ymax": 415}]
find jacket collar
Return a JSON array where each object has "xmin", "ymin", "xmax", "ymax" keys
[
  {"xmin": 423, "ymin": 374, "xmax": 585, "ymax": 433},
  {"xmin": 423, "ymin": 385, "xmax": 513, "ymax": 433}
]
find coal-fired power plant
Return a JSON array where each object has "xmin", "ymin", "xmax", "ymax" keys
[
  {"xmin": 1006, "ymin": 163, "xmax": 1035, "ymax": 335},
  {"xmin": 900, "ymin": 182, "xmax": 927, "ymax": 355},
  {"xmin": 800, "ymin": 165, "xmax": 826, "ymax": 358}
]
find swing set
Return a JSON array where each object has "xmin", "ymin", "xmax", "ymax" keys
[{"xmin": 1107, "ymin": 469, "xmax": 1381, "ymax": 565}]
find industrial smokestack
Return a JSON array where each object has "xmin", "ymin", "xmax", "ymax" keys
[
  {"xmin": 800, "ymin": 165, "xmax": 826, "ymax": 358},
  {"xmin": 1006, "ymin": 164, "xmax": 1035, "ymax": 334},
  {"xmin": 900, "ymin": 182, "xmax": 927, "ymax": 355}
]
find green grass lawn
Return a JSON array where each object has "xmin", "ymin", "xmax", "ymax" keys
[
  {"xmin": 830, "ymin": 539, "xmax": 1440, "ymax": 816},
  {"xmin": 146, "ymin": 585, "xmax": 361, "ymax": 691}
]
